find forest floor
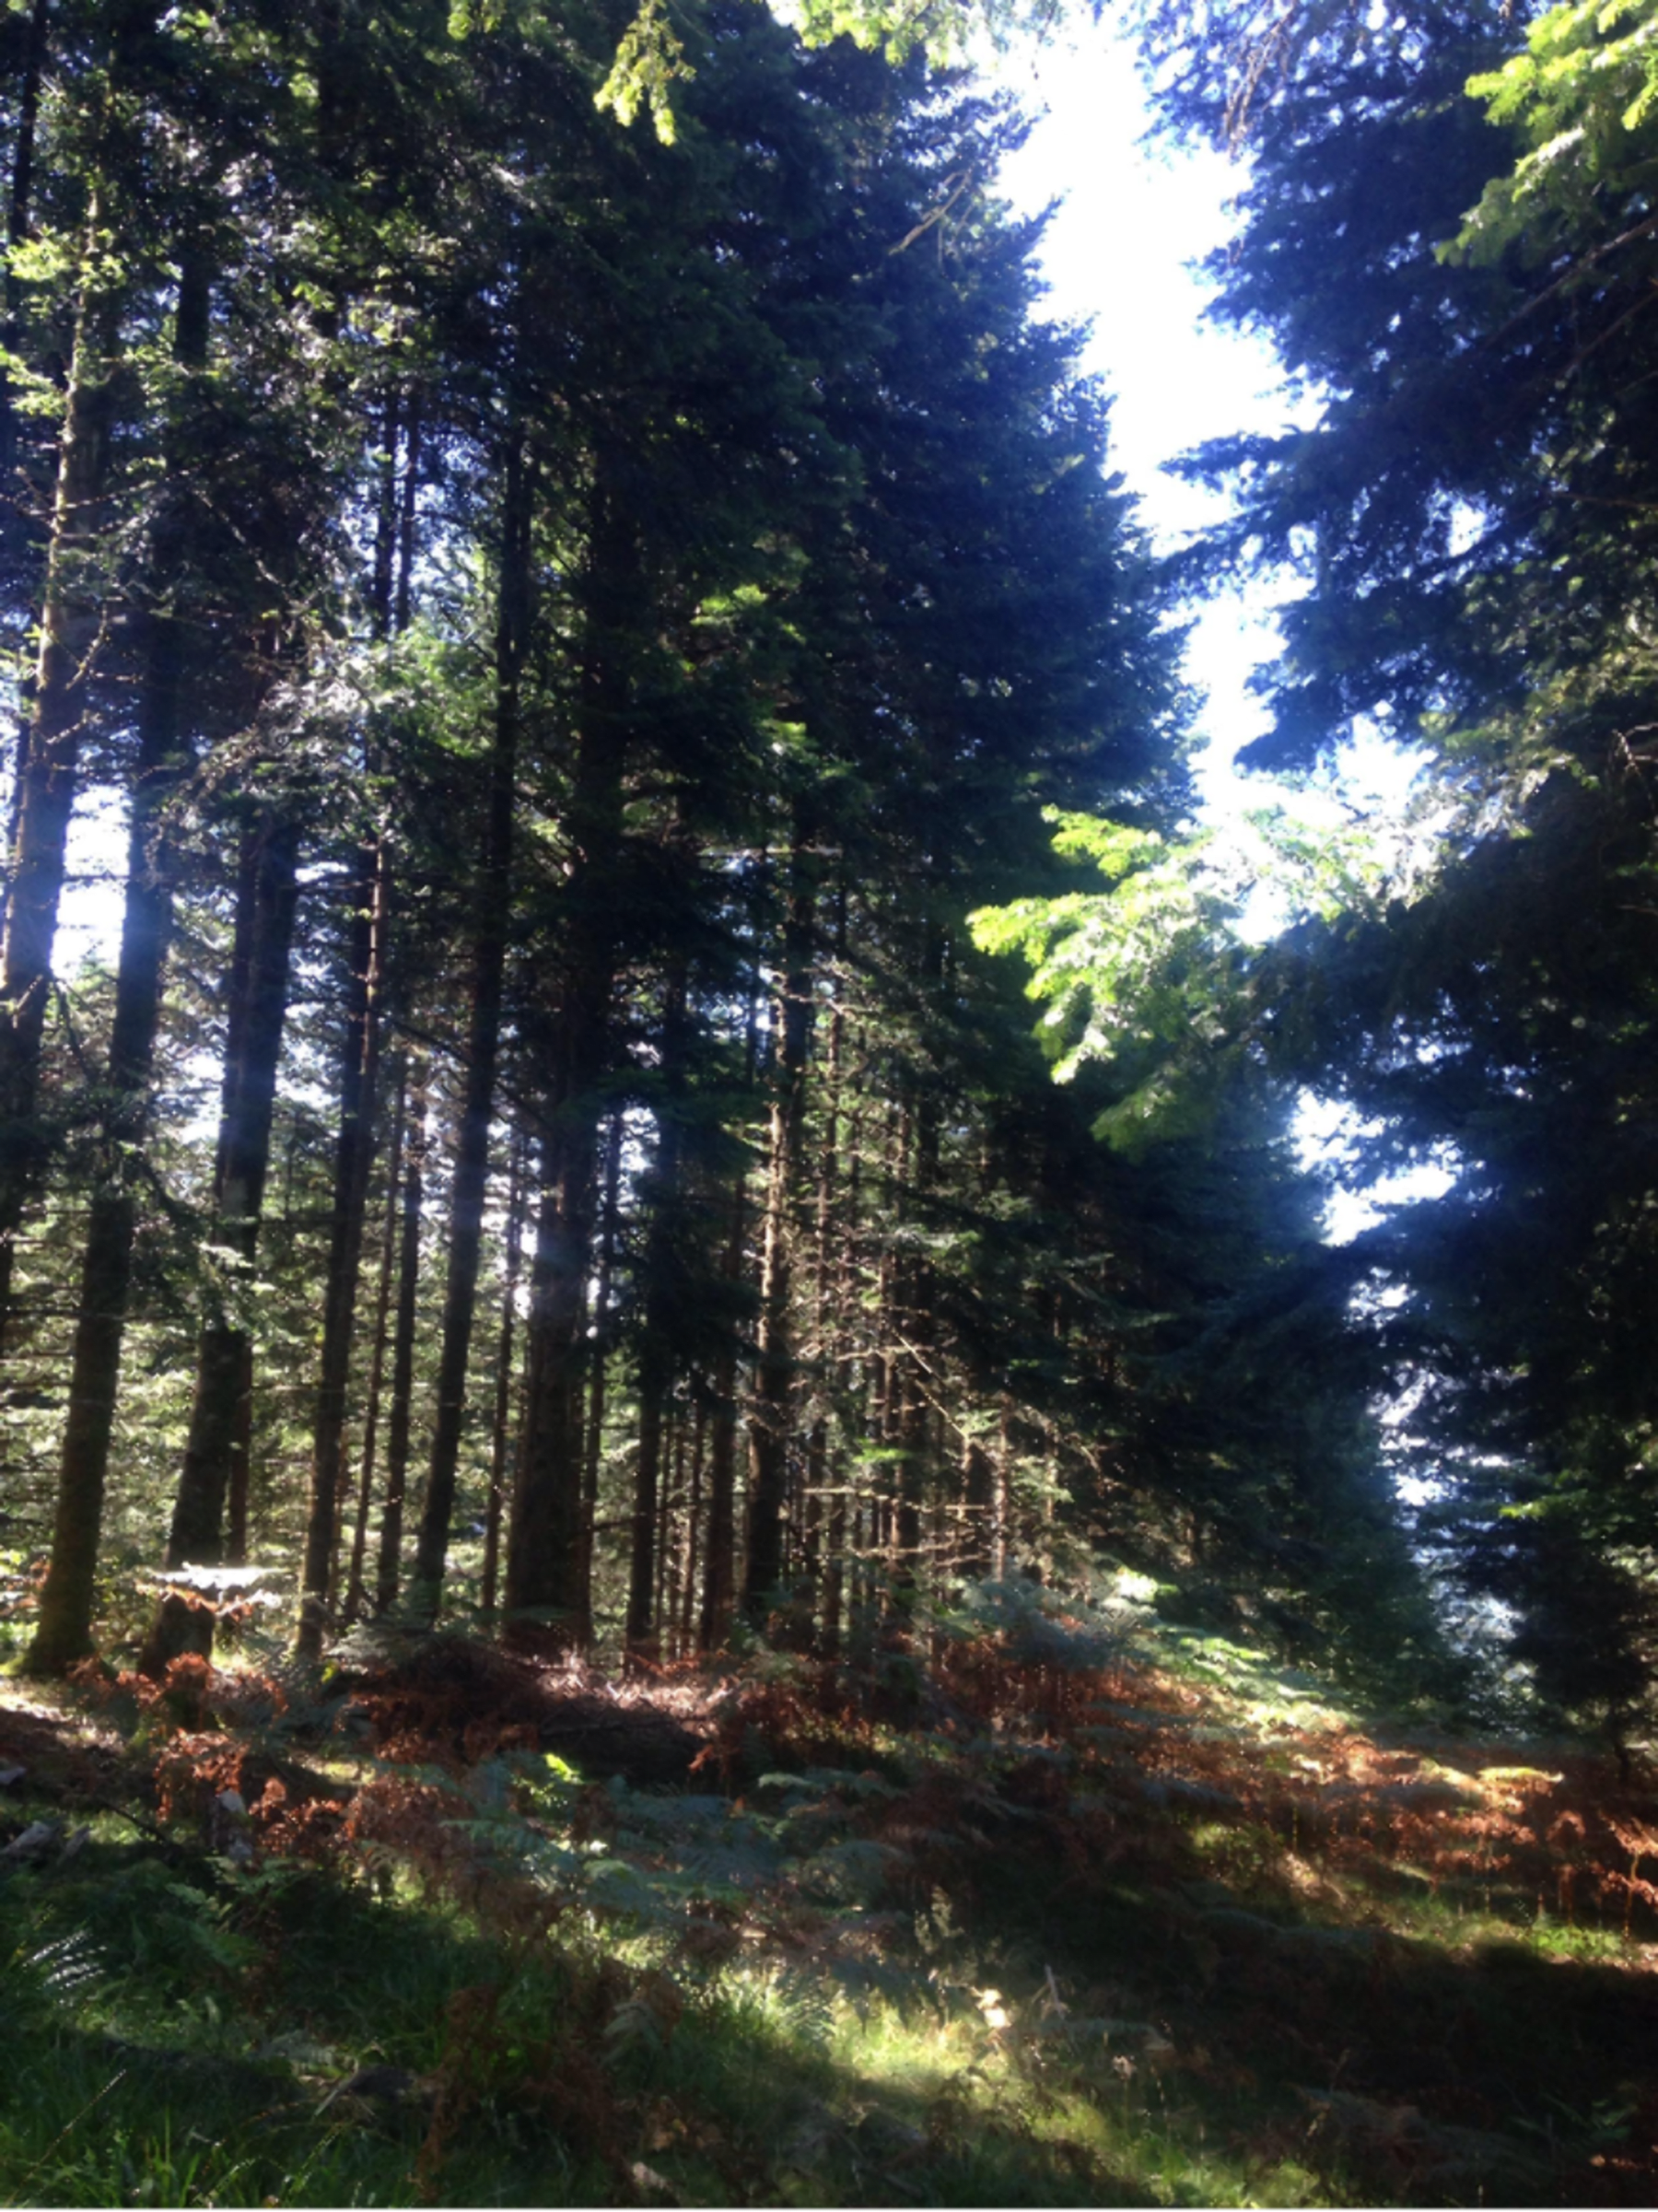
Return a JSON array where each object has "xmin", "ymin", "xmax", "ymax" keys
[{"xmin": 3, "ymin": 1598, "xmax": 1658, "ymax": 2208}]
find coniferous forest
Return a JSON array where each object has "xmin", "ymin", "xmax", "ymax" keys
[{"xmin": 5, "ymin": 0, "xmax": 1658, "ymax": 2204}]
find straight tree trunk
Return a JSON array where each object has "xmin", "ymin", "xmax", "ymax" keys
[
  {"xmin": 822, "ymin": 1475, "xmax": 847, "ymax": 1660},
  {"xmin": 874, "ymin": 1099, "xmax": 905, "ymax": 1600},
  {"xmin": 504, "ymin": 458, "xmax": 635, "ymax": 1649},
  {"xmin": 375, "ymin": 1057, "xmax": 428, "ymax": 1614},
  {"xmin": 24, "ymin": 245, "xmax": 207, "ymax": 1670},
  {"xmin": 4, "ymin": 0, "xmax": 50, "ymax": 332},
  {"xmin": 962, "ymin": 1435, "xmax": 997, "ymax": 1583},
  {"xmin": 893, "ymin": 932, "xmax": 943, "ymax": 1596},
  {"xmin": 805, "ymin": 882, "xmax": 847, "ymax": 1652},
  {"xmin": 743, "ymin": 830, "xmax": 816, "ymax": 1625},
  {"xmin": 480, "ymin": 1124, "xmax": 528, "ymax": 1620},
  {"xmin": 625, "ymin": 961, "xmax": 689, "ymax": 1663},
  {"xmin": 699, "ymin": 989, "xmax": 760, "ymax": 1652},
  {"xmin": 407, "ymin": 433, "xmax": 530, "ymax": 1620},
  {"xmin": 578, "ymin": 1115, "xmax": 619, "ymax": 1601},
  {"xmin": 342, "ymin": 1058, "xmax": 408, "ymax": 1623},
  {"xmin": 679, "ymin": 1399, "xmax": 705, "ymax": 1655},
  {"xmin": 829, "ymin": 1028, "xmax": 868, "ymax": 1661},
  {"xmin": 629, "ymin": 1382, "xmax": 666, "ymax": 1664},
  {"xmin": 0, "ymin": 234, "xmax": 116, "ymax": 1341},
  {"xmin": 338, "ymin": 396, "xmax": 426, "ymax": 1625},
  {"xmin": 654, "ymin": 1405, "xmax": 676, "ymax": 1651},
  {"xmin": 507, "ymin": 1116, "xmax": 601, "ymax": 1648},
  {"xmin": 289, "ymin": 387, "xmax": 425, "ymax": 1648},
  {"xmin": 995, "ymin": 1395, "xmax": 1012, "ymax": 1583},
  {"xmin": 700, "ymin": 1331, "xmax": 741, "ymax": 1649},
  {"xmin": 226, "ymin": 1341, "xmax": 252, "ymax": 1562},
  {"xmin": 141, "ymin": 805, "xmax": 300, "ymax": 1671},
  {"xmin": 0, "ymin": 0, "xmax": 53, "ymax": 765},
  {"xmin": 578, "ymin": 1113, "xmax": 623, "ymax": 1634},
  {"xmin": 295, "ymin": 831, "xmax": 390, "ymax": 1657}
]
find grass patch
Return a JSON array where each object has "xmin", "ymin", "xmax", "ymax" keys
[{"xmin": 3, "ymin": 1613, "xmax": 1657, "ymax": 2204}]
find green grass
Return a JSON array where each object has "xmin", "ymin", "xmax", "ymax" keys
[
  {"xmin": 0, "ymin": 1821, "xmax": 1154, "ymax": 2206},
  {"xmin": 3, "ymin": 1624, "xmax": 1656, "ymax": 2206}
]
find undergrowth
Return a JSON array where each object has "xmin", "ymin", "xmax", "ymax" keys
[{"xmin": 2, "ymin": 1586, "xmax": 1657, "ymax": 2206}]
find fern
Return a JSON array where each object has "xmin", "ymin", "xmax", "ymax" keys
[
  {"xmin": 760, "ymin": 1965, "xmax": 837, "ymax": 2048},
  {"xmin": 798, "ymin": 1839, "xmax": 902, "ymax": 1906},
  {"xmin": 0, "ymin": 1923, "xmax": 106, "ymax": 2032}
]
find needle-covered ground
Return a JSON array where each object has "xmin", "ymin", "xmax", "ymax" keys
[{"xmin": 3, "ymin": 1595, "xmax": 1657, "ymax": 2207}]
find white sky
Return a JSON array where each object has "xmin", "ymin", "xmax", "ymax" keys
[
  {"xmin": 995, "ymin": 30, "xmax": 1445, "ymax": 809},
  {"xmin": 994, "ymin": 35, "xmax": 1454, "ymax": 1239},
  {"xmin": 992, "ymin": 24, "xmax": 1291, "ymax": 800},
  {"xmin": 995, "ymin": 33, "xmax": 1274, "ymax": 533}
]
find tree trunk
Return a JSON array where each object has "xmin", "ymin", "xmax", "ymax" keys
[
  {"xmin": 700, "ymin": 1333, "xmax": 741, "ymax": 1650},
  {"xmin": 507, "ymin": 1123, "xmax": 600, "ymax": 1650},
  {"xmin": 342, "ymin": 1058, "xmax": 408, "ymax": 1624},
  {"xmin": 0, "ymin": 235, "xmax": 116, "ymax": 1342},
  {"xmin": 699, "ymin": 991, "xmax": 760, "ymax": 1653},
  {"xmin": 822, "ymin": 1472, "xmax": 847, "ymax": 1660},
  {"xmin": 504, "ymin": 457, "xmax": 635, "ymax": 1650},
  {"xmin": 679, "ymin": 1399, "xmax": 705, "ymax": 1656},
  {"xmin": 480, "ymin": 1124, "xmax": 527, "ymax": 1621},
  {"xmin": 141, "ymin": 806, "xmax": 300, "ymax": 1672},
  {"xmin": 578, "ymin": 1113, "xmax": 623, "ymax": 1634},
  {"xmin": 295, "ymin": 829, "xmax": 390, "ymax": 1658},
  {"xmin": 743, "ymin": 830, "xmax": 815, "ymax": 1626},
  {"xmin": 806, "ymin": 880, "xmax": 847, "ymax": 1653},
  {"xmin": 335, "ymin": 393, "xmax": 426, "ymax": 1624},
  {"xmin": 407, "ymin": 433, "xmax": 530, "ymax": 1620},
  {"xmin": 0, "ymin": 0, "xmax": 60, "ymax": 942},
  {"xmin": 962, "ymin": 1435, "xmax": 996, "ymax": 1584},
  {"xmin": 375, "ymin": 1057, "xmax": 428, "ymax": 1614},
  {"xmin": 0, "ymin": 0, "xmax": 53, "ymax": 701},
  {"xmin": 626, "ymin": 962, "xmax": 689, "ymax": 1664},
  {"xmin": 226, "ymin": 1338, "xmax": 252, "ymax": 1563},
  {"xmin": 629, "ymin": 1379, "xmax": 666, "ymax": 1665},
  {"xmin": 4, "ymin": 0, "xmax": 49, "ymax": 331},
  {"xmin": 24, "ymin": 239, "xmax": 206, "ymax": 1668}
]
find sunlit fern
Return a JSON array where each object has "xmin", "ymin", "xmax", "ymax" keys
[{"xmin": 0, "ymin": 1923, "xmax": 106, "ymax": 2034}]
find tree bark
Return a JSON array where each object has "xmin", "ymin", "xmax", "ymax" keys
[
  {"xmin": 407, "ymin": 432, "xmax": 530, "ymax": 1621},
  {"xmin": 578, "ymin": 1112, "xmax": 623, "ymax": 1634},
  {"xmin": 679, "ymin": 1399, "xmax": 705, "ymax": 1656},
  {"xmin": 807, "ymin": 881, "xmax": 847, "ymax": 1653},
  {"xmin": 342, "ymin": 1057, "xmax": 408, "ymax": 1624},
  {"xmin": 374, "ymin": 1057, "xmax": 427, "ymax": 1614},
  {"xmin": 625, "ymin": 961, "xmax": 689, "ymax": 1663},
  {"xmin": 4, "ymin": 0, "xmax": 49, "ymax": 325},
  {"xmin": 963, "ymin": 1436, "xmax": 997, "ymax": 1584},
  {"xmin": 295, "ymin": 828, "xmax": 390, "ymax": 1657},
  {"xmin": 141, "ymin": 806, "xmax": 300, "ymax": 1673},
  {"xmin": 0, "ymin": 0, "xmax": 59, "ymax": 919},
  {"xmin": 333, "ymin": 392, "xmax": 425, "ymax": 1628},
  {"xmin": 504, "ymin": 457, "xmax": 634, "ymax": 1650},
  {"xmin": 0, "ymin": 0, "xmax": 53, "ymax": 675},
  {"xmin": 743, "ymin": 829, "xmax": 815, "ymax": 1626},
  {"xmin": 24, "ymin": 243, "xmax": 207, "ymax": 1670},
  {"xmin": 0, "ymin": 233, "xmax": 116, "ymax": 1342},
  {"xmin": 699, "ymin": 989, "xmax": 760, "ymax": 1653},
  {"xmin": 480, "ymin": 1124, "xmax": 527, "ymax": 1621}
]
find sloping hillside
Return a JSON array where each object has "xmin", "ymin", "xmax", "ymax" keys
[{"xmin": 3, "ymin": 1602, "xmax": 1656, "ymax": 2206}]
